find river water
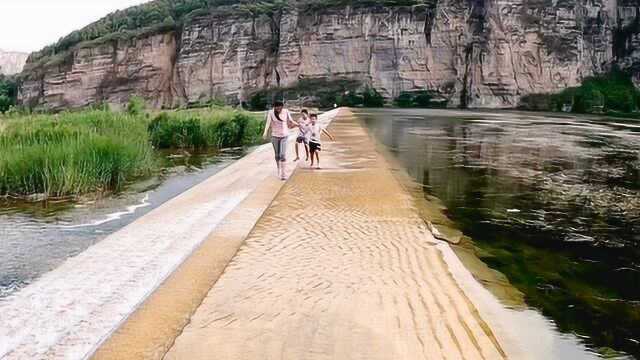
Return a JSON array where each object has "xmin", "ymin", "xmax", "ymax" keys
[
  {"xmin": 0, "ymin": 148, "xmax": 246, "ymax": 299},
  {"xmin": 358, "ymin": 108, "xmax": 640, "ymax": 359}
]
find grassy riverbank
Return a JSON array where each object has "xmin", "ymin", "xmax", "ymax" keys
[{"xmin": 0, "ymin": 107, "xmax": 264, "ymax": 199}]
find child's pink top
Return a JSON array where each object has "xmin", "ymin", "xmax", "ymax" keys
[{"xmin": 268, "ymin": 109, "xmax": 292, "ymax": 138}]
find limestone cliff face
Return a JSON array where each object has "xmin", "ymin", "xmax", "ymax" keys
[
  {"xmin": 18, "ymin": 2, "xmax": 640, "ymax": 110},
  {"xmin": 20, "ymin": 34, "xmax": 177, "ymax": 109},
  {"xmin": 0, "ymin": 49, "xmax": 28, "ymax": 75}
]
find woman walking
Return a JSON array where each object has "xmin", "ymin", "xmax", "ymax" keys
[{"xmin": 263, "ymin": 101, "xmax": 298, "ymax": 180}]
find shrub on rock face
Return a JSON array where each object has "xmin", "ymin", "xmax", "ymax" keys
[
  {"xmin": 0, "ymin": 95, "xmax": 11, "ymax": 113},
  {"xmin": 518, "ymin": 94, "xmax": 554, "ymax": 111},
  {"xmin": 362, "ymin": 87, "xmax": 385, "ymax": 107},
  {"xmin": 573, "ymin": 86, "xmax": 605, "ymax": 113},
  {"xmin": 0, "ymin": 75, "xmax": 17, "ymax": 113},
  {"xmin": 395, "ymin": 92, "xmax": 414, "ymax": 108},
  {"xmin": 337, "ymin": 92, "xmax": 364, "ymax": 107},
  {"xmin": 248, "ymin": 91, "xmax": 270, "ymax": 111},
  {"xmin": 413, "ymin": 91, "xmax": 432, "ymax": 108},
  {"xmin": 605, "ymin": 87, "xmax": 635, "ymax": 113},
  {"xmin": 394, "ymin": 91, "xmax": 443, "ymax": 108}
]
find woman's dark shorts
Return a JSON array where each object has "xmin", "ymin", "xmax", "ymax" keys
[{"xmin": 309, "ymin": 141, "xmax": 321, "ymax": 152}]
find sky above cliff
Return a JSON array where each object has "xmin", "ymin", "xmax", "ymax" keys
[{"xmin": 0, "ymin": 0, "xmax": 149, "ymax": 53}]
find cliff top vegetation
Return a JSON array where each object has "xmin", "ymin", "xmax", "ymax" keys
[{"xmin": 26, "ymin": 0, "xmax": 428, "ymax": 69}]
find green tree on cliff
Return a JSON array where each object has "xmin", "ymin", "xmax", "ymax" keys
[{"xmin": 0, "ymin": 75, "xmax": 18, "ymax": 113}]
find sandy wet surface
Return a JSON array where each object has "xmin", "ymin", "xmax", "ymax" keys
[
  {"xmin": 0, "ymin": 111, "xmax": 343, "ymax": 360},
  {"xmin": 165, "ymin": 110, "xmax": 506, "ymax": 360}
]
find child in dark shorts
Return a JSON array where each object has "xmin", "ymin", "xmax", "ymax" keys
[
  {"xmin": 295, "ymin": 109, "xmax": 310, "ymax": 162},
  {"xmin": 308, "ymin": 113, "xmax": 335, "ymax": 169}
]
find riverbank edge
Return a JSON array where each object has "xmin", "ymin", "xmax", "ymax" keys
[{"xmin": 88, "ymin": 108, "xmax": 342, "ymax": 360}]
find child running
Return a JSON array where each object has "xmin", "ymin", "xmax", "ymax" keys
[
  {"xmin": 295, "ymin": 109, "xmax": 311, "ymax": 162},
  {"xmin": 308, "ymin": 113, "xmax": 335, "ymax": 169}
]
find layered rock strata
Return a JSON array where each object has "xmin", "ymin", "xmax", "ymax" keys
[{"xmin": 19, "ymin": 2, "xmax": 640, "ymax": 110}]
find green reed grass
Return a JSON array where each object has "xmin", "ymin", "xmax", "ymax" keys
[
  {"xmin": 0, "ymin": 110, "xmax": 156, "ymax": 198},
  {"xmin": 148, "ymin": 108, "xmax": 265, "ymax": 149},
  {"xmin": 0, "ymin": 107, "xmax": 265, "ymax": 199}
]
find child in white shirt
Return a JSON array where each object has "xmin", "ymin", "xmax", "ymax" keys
[
  {"xmin": 308, "ymin": 113, "xmax": 335, "ymax": 169},
  {"xmin": 295, "ymin": 109, "xmax": 311, "ymax": 162}
]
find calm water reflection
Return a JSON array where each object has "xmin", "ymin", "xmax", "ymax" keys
[
  {"xmin": 358, "ymin": 109, "xmax": 640, "ymax": 359},
  {"xmin": 0, "ymin": 148, "xmax": 246, "ymax": 299}
]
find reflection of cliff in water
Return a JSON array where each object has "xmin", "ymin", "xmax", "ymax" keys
[{"xmin": 359, "ymin": 109, "xmax": 640, "ymax": 359}]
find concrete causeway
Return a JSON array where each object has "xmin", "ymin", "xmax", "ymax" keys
[
  {"xmin": 164, "ymin": 110, "xmax": 508, "ymax": 360},
  {"xmin": 0, "ymin": 109, "xmax": 339, "ymax": 360},
  {"xmin": 2, "ymin": 108, "xmax": 549, "ymax": 360}
]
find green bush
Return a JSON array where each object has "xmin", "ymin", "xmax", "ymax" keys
[
  {"xmin": 336, "ymin": 92, "xmax": 364, "ymax": 107},
  {"xmin": 395, "ymin": 92, "xmax": 414, "ymax": 108},
  {"xmin": 0, "ymin": 75, "xmax": 17, "ymax": 113},
  {"xmin": 247, "ymin": 91, "xmax": 270, "ymax": 111},
  {"xmin": 247, "ymin": 78, "xmax": 363, "ymax": 109},
  {"xmin": 394, "ymin": 91, "xmax": 444, "ymax": 108},
  {"xmin": 0, "ymin": 95, "xmax": 11, "ymax": 113},
  {"xmin": 573, "ymin": 85, "xmax": 605, "ymax": 113},
  {"xmin": 413, "ymin": 92, "xmax": 432, "ymax": 107},
  {"xmin": 127, "ymin": 96, "xmax": 146, "ymax": 116},
  {"xmin": 362, "ymin": 87, "xmax": 385, "ymax": 107}
]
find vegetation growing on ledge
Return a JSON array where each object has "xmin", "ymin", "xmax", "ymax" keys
[
  {"xmin": 519, "ymin": 69, "xmax": 640, "ymax": 116},
  {"xmin": 394, "ymin": 90, "xmax": 448, "ymax": 108},
  {"xmin": 0, "ymin": 75, "xmax": 18, "ymax": 113},
  {"xmin": 247, "ymin": 78, "xmax": 386, "ymax": 110},
  {"xmin": 28, "ymin": 0, "xmax": 430, "ymax": 69},
  {"xmin": 0, "ymin": 102, "xmax": 265, "ymax": 199}
]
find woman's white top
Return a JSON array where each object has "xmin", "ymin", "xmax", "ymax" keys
[{"xmin": 268, "ymin": 109, "xmax": 292, "ymax": 137}]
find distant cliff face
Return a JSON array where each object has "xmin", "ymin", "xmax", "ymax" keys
[
  {"xmin": 0, "ymin": 49, "xmax": 28, "ymax": 75},
  {"xmin": 18, "ymin": 2, "xmax": 640, "ymax": 110}
]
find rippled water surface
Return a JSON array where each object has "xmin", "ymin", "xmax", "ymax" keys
[
  {"xmin": 358, "ymin": 109, "xmax": 640, "ymax": 359},
  {"xmin": 0, "ymin": 148, "xmax": 246, "ymax": 298}
]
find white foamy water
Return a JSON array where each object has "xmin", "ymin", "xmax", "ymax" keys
[{"xmin": 57, "ymin": 195, "xmax": 151, "ymax": 230}]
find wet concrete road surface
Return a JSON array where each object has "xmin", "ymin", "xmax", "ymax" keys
[{"xmin": 165, "ymin": 110, "xmax": 506, "ymax": 360}]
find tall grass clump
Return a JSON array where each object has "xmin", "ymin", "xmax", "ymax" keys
[
  {"xmin": 0, "ymin": 110, "xmax": 156, "ymax": 199},
  {"xmin": 148, "ymin": 108, "xmax": 265, "ymax": 149}
]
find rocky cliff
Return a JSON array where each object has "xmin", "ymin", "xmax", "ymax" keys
[
  {"xmin": 0, "ymin": 49, "xmax": 28, "ymax": 75},
  {"xmin": 18, "ymin": 1, "xmax": 640, "ymax": 110}
]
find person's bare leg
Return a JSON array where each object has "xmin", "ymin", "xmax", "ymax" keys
[
  {"xmin": 309, "ymin": 150, "xmax": 315, "ymax": 168},
  {"xmin": 294, "ymin": 143, "xmax": 300, "ymax": 161},
  {"xmin": 315, "ymin": 152, "xmax": 320, "ymax": 169},
  {"xmin": 304, "ymin": 144, "xmax": 309, "ymax": 162}
]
